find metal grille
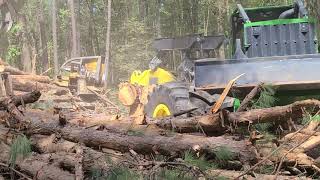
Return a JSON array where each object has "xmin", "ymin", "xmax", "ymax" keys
[{"xmin": 244, "ymin": 23, "xmax": 318, "ymax": 58}]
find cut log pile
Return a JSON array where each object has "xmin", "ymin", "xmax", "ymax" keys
[
  {"xmin": 0, "ymin": 60, "xmax": 68, "ymax": 93},
  {"xmin": 0, "ymin": 87, "xmax": 319, "ymax": 180},
  {"xmin": 0, "ymin": 65, "xmax": 319, "ymax": 179}
]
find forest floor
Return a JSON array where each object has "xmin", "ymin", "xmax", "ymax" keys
[{"xmin": 0, "ymin": 63, "xmax": 320, "ymax": 179}]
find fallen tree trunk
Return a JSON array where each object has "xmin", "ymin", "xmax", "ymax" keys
[
  {"xmin": 156, "ymin": 99, "xmax": 320, "ymax": 134},
  {"xmin": 0, "ymin": 142, "xmax": 74, "ymax": 180},
  {"xmin": 4, "ymin": 66, "xmax": 28, "ymax": 75},
  {"xmin": 30, "ymin": 134, "xmax": 112, "ymax": 173},
  {"xmin": 12, "ymin": 75, "xmax": 51, "ymax": 84},
  {"xmin": 24, "ymin": 110, "xmax": 166, "ymax": 136},
  {"xmin": 11, "ymin": 90, "xmax": 42, "ymax": 107},
  {"xmin": 0, "ymin": 90, "xmax": 41, "ymax": 127},
  {"xmin": 12, "ymin": 78, "xmax": 66, "ymax": 92},
  {"xmin": 237, "ymin": 83, "xmax": 262, "ymax": 112},
  {"xmin": 25, "ymin": 119, "xmax": 256, "ymax": 164},
  {"xmin": 206, "ymin": 169, "xmax": 311, "ymax": 180},
  {"xmin": 0, "ymin": 59, "xmax": 28, "ymax": 75},
  {"xmin": 0, "ymin": 127, "xmax": 113, "ymax": 174}
]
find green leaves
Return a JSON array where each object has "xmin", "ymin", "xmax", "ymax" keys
[
  {"xmin": 9, "ymin": 135, "xmax": 32, "ymax": 167},
  {"xmin": 6, "ymin": 45, "xmax": 21, "ymax": 65},
  {"xmin": 184, "ymin": 151, "xmax": 214, "ymax": 171},
  {"xmin": 214, "ymin": 146, "xmax": 234, "ymax": 166},
  {"xmin": 106, "ymin": 166, "xmax": 140, "ymax": 180},
  {"xmin": 252, "ymin": 84, "xmax": 277, "ymax": 109},
  {"xmin": 158, "ymin": 169, "xmax": 193, "ymax": 180}
]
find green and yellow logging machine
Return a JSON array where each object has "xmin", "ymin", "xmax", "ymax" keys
[{"xmin": 119, "ymin": 0, "xmax": 320, "ymax": 118}]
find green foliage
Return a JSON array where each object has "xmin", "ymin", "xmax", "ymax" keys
[
  {"xmin": 157, "ymin": 169, "xmax": 193, "ymax": 180},
  {"xmin": 5, "ymin": 45, "xmax": 21, "ymax": 65},
  {"xmin": 254, "ymin": 122, "xmax": 273, "ymax": 132},
  {"xmin": 184, "ymin": 151, "xmax": 214, "ymax": 171},
  {"xmin": 301, "ymin": 114, "xmax": 320, "ymax": 125},
  {"xmin": 8, "ymin": 23, "xmax": 22, "ymax": 35},
  {"xmin": 106, "ymin": 166, "xmax": 140, "ymax": 180},
  {"xmin": 214, "ymin": 146, "xmax": 234, "ymax": 166},
  {"xmin": 257, "ymin": 164, "xmax": 275, "ymax": 174},
  {"xmin": 88, "ymin": 168, "xmax": 104, "ymax": 180},
  {"xmin": 252, "ymin": 84, "xmax": 277, "ymax": 109},
  {"xmin": 9, "ymin": 135, "xmax": 32, "ymax": 167}
]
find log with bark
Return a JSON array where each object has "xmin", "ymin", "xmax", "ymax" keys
[
  {"xmin": 0, "ymin": 90, "xmax": 41, "ymax": 127},
  {"xmin": 156, "ymin": 99, "xmax": 320, "ymax": 134},
  {"xmin": 3, "ymin": 66, "xmax": 28, "ymax": 75},
  {"xmin": 12, "ymin": 75, "xmax": 51, "ymax": 84},
  {"xmin": 23, "ymin": 118, "xmax": 256, "ymax": 164},
  {"xmin": 12, "ymin": 78, "xmax": 66, "ymax": 92},
  {"xmin": 206, "ymin": 169, "xmax": 311, "ymax": 180},
  {"xmin": 237, "ymin": 83, "xmax": 263, "ymax": 112},
  {"xmin": 30, "ymin": 134, "xmax": 112, "ymax": 173},
  {"xmin": 23, "ymin": 110, "xmax": 167, "ymax": 136},
  {"xmin": 0, "ymin": 142, "xmax": 74, "ymax": 180}
]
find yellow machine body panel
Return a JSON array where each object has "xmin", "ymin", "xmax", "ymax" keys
[{"xmin": 129, "ymin": 68, "xmax": 175, "ymax": 87}]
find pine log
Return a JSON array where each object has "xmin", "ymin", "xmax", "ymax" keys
[
  {"xmin": 30, "ymin": 134, "xmax": 114, "ymax": 172},
  {"xmin": 0, "ymin": 142, "xmax": 74, "ymax": 180},
  {"xmin": 25, "ymin": 119, "xmax": 256, "ymax": 163},
  {"xmin": 4, "ymin": 66, "xmax": 28, "ymax": 75},
  {"xmin": 75, "ymin": 147, "xmax": 84, "ymax": 180},
  {"xmin": 156, "ymin": 99, "xmax": 320, "ymax": 133},
  {"xmin": 11, "ymin": 90, "xmax": 41, "ymax": 107},
  {"xmin": 0, "ymin": 90, "xmax": 41, "ymax": 127},
  {"xmin": 237, "ymin": 83, "xmax": 262, "ymax": 112},
  {"xmin": 12, "ymin": 75, "xmax": 51, "ymax": 84},
  {"xmin": 25, "ymin": 110, "xmax": 166, "ymax": 136},
  {"xmin": 0, "ymin": 127, "xmax": 112, "ymax": 174},
  {"xmin": 0, "ymin": 59, "xmax": 27, "ymax": 75},
  {"xmin": 206, "ymin": 169, "xmax": 311, "ymax": 180},
  {"xmin": 12, "ymin": 78, "xmax": 66, "ymax": 92}
]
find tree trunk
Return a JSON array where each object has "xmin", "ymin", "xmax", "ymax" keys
[
  {"xmin": 103, "ymin": 0, "xmax": 112, "ymax": 89},
  {"xmin": 206, "ymin": 169, "xmax": 311, "ymax": 180},
  {"xmin": 156, "ymin": 0, "xmax": 162, "ymax": 38},
  {"xmin": 69, "ymin": 0, "xmax": 78, "ymax": 58},
  {"xmin": 39, "ymin": 0, "xmax": 49, "ymax": 72},
  {"xmin": 0, "ymin": 142, "xmax": 74, "ymax": 180},
  {"xmin": 30, "ymin": 134, "xmax": 112, "ymax": 172},
  {"xmin": 12, "ymin": 78, "xmax": 66, "ymax": 92},
  {"xmin": 76, "ymin": 0, "xmax": 81, "ymax": 57},
  {"xmin": 26, "ymin": 119, "xmax": 256, "ymax": 163},
  {"xmin": 237, "ymin": 83, "xmax": 262, "ymax": 112},
  {"xmin": 3, "ymin": 66, "xmax": 28, "ymax": 75},
  {"xmin": 52, "ymin": 0, "xmax": 59, "ymax": 78},
  {"xmin": 139, "ymin": 0, "xmax": 146, "ymax": 21},
  {"xmin": 0, "ymin": 129, "xmax": 112, "ymax": 174},
  {"xmin": 0, "ymin": 90, "xmax": 41, "ymax": 127},
  {"xmin": 11, "ymin": 75, "xmax": 50, "ymax": 84},
  {"xmin": 156, "ymin": 100, "xmax": 320, "ymax": 134},
  {"xmin": 21, "ymin": 36, "xmax": 32, "ymax": 73}
]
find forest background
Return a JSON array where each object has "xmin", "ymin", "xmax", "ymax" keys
[{"xmin": 0, "ymin": 0, "xmax": 319, "ymax": 85}]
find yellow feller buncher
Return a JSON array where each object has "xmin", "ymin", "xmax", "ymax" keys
[{"xmin": 55, "ymin": 56, "xmax": 106, "ymax": 100}]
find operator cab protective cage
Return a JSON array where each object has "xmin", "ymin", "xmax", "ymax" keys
[
  {"xmin": 231, "ymin": 1, "xmax": 318, "ymax": 58},
  {"xmin": 194, "ymin": 1, "xmax": 320, "ymax": 95}
]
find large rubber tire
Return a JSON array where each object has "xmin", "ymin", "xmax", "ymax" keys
[{"xmin": 145, "ymin": 82, "xmax": 192, "ymax": 118}]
